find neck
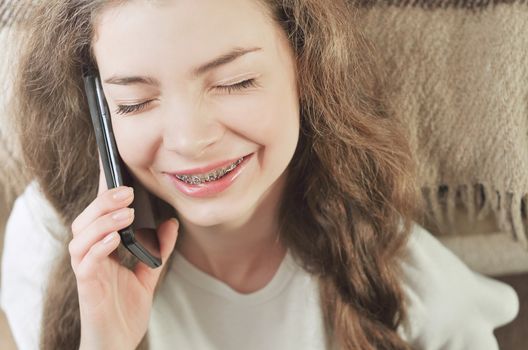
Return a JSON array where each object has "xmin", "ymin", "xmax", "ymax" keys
[{"xmin": 175, "ymin": 173, "xmax": 288, "ymax": 294}]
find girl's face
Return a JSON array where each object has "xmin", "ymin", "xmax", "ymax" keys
[{"xmin": 93, "ymin": 0, "xmax": 300, "ymax": 227}]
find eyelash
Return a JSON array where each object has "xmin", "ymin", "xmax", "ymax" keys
[
  {"xmin": 115, "ymin": 78, "xmax": 258, "ymax": 116},
  {"xmin": 218, "ymin": 78, "xmax": 257, "ymax": 94}
]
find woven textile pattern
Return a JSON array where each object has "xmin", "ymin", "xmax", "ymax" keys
[{"xmin": 359, "ymin": 0, "xmax": 528, "ymax": 245}]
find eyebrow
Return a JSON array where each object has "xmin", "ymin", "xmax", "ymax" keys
[{"xmin": 103, "ymin": 46, "xmax": 262, "ymax": 86}]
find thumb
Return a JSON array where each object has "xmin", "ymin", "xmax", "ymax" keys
[
  {"xmin": 134, "ymin": 218, "xmax": 179, "ymax": 293},
  {"xmin": 158, "ymin": 218, "xmax": 180, "ymax": 263}
]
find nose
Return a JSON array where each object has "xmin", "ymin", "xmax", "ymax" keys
[{"xmin": 161, "ymin": 99, "xmax": 224, "ymax": 159}]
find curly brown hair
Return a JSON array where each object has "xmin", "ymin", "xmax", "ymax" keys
[{"xmin": 10, "ymin": 0, "xmax": 421, "ymax": 349}]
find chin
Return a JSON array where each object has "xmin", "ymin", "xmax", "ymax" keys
[{"xmin": 177, "ymin": 205, "xmax": 248, "ymax": 229}]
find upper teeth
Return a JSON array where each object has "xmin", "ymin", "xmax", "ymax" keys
[{"xmin": 175, "ymin": 157, "xmax": 244, "ymax": 185}]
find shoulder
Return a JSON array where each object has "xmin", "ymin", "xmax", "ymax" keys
[
  {"xmin": 398, "ymin": 223, "xmax": 519, "ymax": 350},
  {"xmin": 0, "ymin": 181, "xmax": 64, "ymax": 350}
]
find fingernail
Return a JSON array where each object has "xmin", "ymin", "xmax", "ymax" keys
[
  {"xmin": 112, "ymin": 208, "xmax": 134, "ymax": 221},
  {"xmin": 103, "ymin": 232, "xmax": 116, "ymax": 244},
  {"xmin": 112, "ymin": 187, "xmax": 133, "ymax": 201}
]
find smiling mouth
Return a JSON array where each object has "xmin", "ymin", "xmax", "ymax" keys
[{"xmin": 174, "ymin": 156, "xmax": 245, "ymax": 185}]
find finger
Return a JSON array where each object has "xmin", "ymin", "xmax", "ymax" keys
[
  {"xmin": 158, "ymin": 219, "xmax": 180, "ymax": 262},
  {"xmin": 98, "ymin": 153, "xmax": 109, "ymax": 195},
  {"xmin": 71, "ymin": 186, "xmax": 134, "ymax": 236},
  {"xmin": 134, "ymin": 218, "xmax": 179, "ymax": 293},
  {"xmin": 74, "ymin": 231, "xmax": 121, "ymax": 283},
  {"xmin": 69, "ymin": 207, "xmax": 135, "ymax": 268}
]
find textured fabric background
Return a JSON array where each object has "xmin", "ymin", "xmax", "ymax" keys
[
  {"xmin": 0, "ymin": 0, "xmax": 30, "ymax": 271},
  {"xmin": 358, "ymin": 0, "xmax": 528, "ymax": 248},
  {"xmin": 0, "ymin": 0, "xmax": 30, "ymax": 224}
]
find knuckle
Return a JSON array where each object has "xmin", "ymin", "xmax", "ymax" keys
[
  {"xmin": 93, "ymin": 196, "xmax": 112, "ymax": 218},
  {"xmin": 70, "ymin": 222, "xmax": 78, "ymax": 235},
  {"xmin": 68, "ymin": 239, "xmax": 76, "ymax": 255},
  {"xmin": 101, "ymin": 213, "xmax": 120, "ymax": 231},
  {"xmin": 71, "ymin": 216, "xmax": 82, "ymax": 235},
  {"xmin": 93, "ymin": 198, "xmax": 105, "ymax": 214},
  {"xmin": 76, "ymin": 248, "xmax": 98, "ymax": 281},
  {"xmin": 99, "ymin": 190, "xmax": 123, "ymax": 212}
]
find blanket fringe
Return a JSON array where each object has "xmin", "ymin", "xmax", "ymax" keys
[{"xmin": 422, "ymin": 184, "xmax": 528, "ymax": 249}]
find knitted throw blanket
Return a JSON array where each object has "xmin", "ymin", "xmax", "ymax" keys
[
  {"xmin": 1, "ymin": 0, "xmax": 527, "ymax": 247},
  {"xmin": 358, "ymin": 0, "xmax": 528, "ymax": 246},
  {"xmin": 0, "ymin": 0, "xmax": 30, "ymax": 214}
]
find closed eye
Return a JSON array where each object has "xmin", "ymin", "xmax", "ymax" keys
[
  {"xmin": 115, "ymin": 100, "xmax": 153, "ymax": 116},
  {"xmin": 115, "ymin": 79, "xmax": 258, "ymax": 116},
  {"xmin": 217, "ymin": 78, "xmax": 258, "ymax": 94}
]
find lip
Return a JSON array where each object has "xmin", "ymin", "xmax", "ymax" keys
[
  {"xmin": 165, "ymin": 153, "xmax": 254, "ymax": 198},
  {"xmin": 166, "ymin": 154, "xmax": 251, "ymax": 176}
]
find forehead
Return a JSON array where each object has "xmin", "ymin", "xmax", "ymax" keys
[{"xmin": 92, "ymin": 0, "xmax": 277, "ymax": 75}]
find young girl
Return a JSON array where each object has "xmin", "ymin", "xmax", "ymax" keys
[{"xmin": 1, "ymin": 0, "xmax": 518, "ymax": 349}]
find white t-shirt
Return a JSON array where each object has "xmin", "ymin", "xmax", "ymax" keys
[{"xmin": 0, "ymin": 183, "xmax": 519, "ymax": 350}]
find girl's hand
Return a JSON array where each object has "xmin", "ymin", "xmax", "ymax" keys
[{"xmin": 69, "ymin": 166, "xmax": 179, "ymax": 350}]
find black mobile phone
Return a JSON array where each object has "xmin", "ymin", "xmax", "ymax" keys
[{"xmin": 82, "ymin": 69, "xmax": 162, "ymax": 268}]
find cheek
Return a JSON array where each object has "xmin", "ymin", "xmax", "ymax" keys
[
  {"xmin": 112, "ymin": 118, "xmax": 159, "ymax": 167},
  {"xmin": 215, "ymin": 89, "xmax": 300, "ymax": 148}
]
